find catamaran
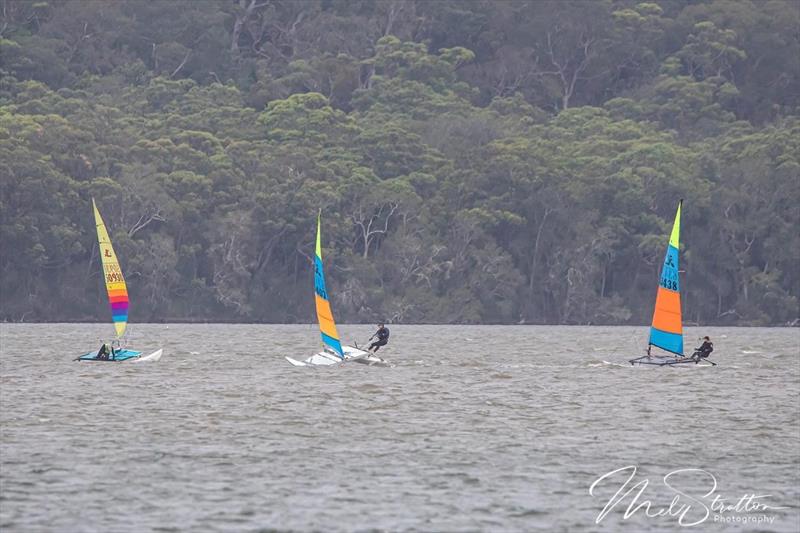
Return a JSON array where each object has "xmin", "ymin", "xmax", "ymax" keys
[
  {"xmin": 629, "ymin": 200, "xmax": 715, "ymax": 367},
  {"xmin": 286, "ymin": 212, "xmax": 389, "ymax": 367},
  {"xmin": 76, "ymin": 199, "xmax": 162, "ymax": 363}
]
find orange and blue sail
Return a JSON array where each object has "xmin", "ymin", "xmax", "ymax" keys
[
  {"xmin": 649, "ymin": 200, "xmax": 683, "ymax": 355},
  {"xmin": 314, "ymin": 212, "xmax": 344, "ymax": 358},
  {"xmin": 93, "ymin": 199, "xmax": 129, "ymax": 338}
]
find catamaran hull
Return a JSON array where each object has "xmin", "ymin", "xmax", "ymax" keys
[
  {"xmin": 77, "ymin": 348, "xmax": 163, "ymax": 363},
  {"xmin": 351, "ymin": 346, "xmax": 391, "ymax": 367},
  {"xmin": 285, "ymin": 352, "xmax": 341, "ymax": 367},
  {"xmin": 352, "ymin": 355, "xmax": 390, "ymax": 367},
  {"xmin": 131, "ymin": 349, "xmax": 163, "ymax": 363},
  {"xmin": 286, "ymin": 345, "xmax": 389, "ymax": 367},
  {"xmin": 341, "ymin": 345, "xmax": 391, "ymax": 366},
  {"xmin": 629, "ymin": 355, "xmax": 714, "ymax": 367}
]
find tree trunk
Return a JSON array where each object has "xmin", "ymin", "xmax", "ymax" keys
[
  {"xmin": 231, "ymin": 0, "xmax": 260, "ymax": 54},
  {"xmin": 528, "ymin": 207, "xmax": 550, "ymax": 291}
]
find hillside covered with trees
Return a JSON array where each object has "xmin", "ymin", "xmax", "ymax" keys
[{"xmin": 1, "ymin": 0, "xmax": 798, "ymax": 326}]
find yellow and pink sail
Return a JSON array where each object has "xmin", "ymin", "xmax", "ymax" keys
[
  {"xmin": 314, "ymin": 212, "xmax": 344, "ymax": 358},
  {"xmin": 649, "ymin": 200, "xmax": 683, "ymax": 355},
  {"xmin": 93, "ymin": 199, "xmax": 129, "ymax": 338}
]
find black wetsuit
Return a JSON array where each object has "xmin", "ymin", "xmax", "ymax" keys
[
  {"xmin": 368, "ymin": 327, "xmax": 390, "ymax": 352},
  {"xmin": 693, "ymin": 341, "xmax": 713, "ymax": 359},
  {"xmin": 97, "ymin": 344, "xmax": 110, "ymax": 360}
]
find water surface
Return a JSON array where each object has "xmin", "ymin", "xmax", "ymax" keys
[{"xmin": 1, "ymin": 324, "xmax": 798, "ymax": 532}]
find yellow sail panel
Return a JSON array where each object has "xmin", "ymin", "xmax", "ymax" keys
[
  {"xmin": 316, "ymin": 210, "xmax": 322, "ymax": 259},
  {"xmin": 93, "ymin": 199, "xmax": 128, "ymax": 338},
  {"xmin": 668, "ymin": 200, "xmax": 681, "ymax": 249}
]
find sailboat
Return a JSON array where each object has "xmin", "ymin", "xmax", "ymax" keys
[
  {"xmin": 629, "ymin": 200, "xmax": 714, "ymax": 367},
  {"xmin": 76, "ymin": 199, "xmax": 162, "ymax": 363},
  {"xmin": 285, "ymin": 212, "xmax": 389, "ymax": 367}
]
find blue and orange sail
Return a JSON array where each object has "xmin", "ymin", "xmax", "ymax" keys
[
  {"xmin": 93, "ymin": 199, "xmax": 129, "ymax": 338},
  {"xmin": 649, "ymin": 200, "xmax": 683, "ymax": 355},
  {"xmin": 314, "ymin": 212, "xmax": 344, "ymax": 358}
]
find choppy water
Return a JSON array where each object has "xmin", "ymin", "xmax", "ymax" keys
[{"xmin": 1, "ymin": 324, "xmax": 798, "ymax": 532}]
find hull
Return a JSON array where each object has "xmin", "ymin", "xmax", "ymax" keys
[
  {"xmin": 629, "ymin": 354, "xmax": 714, "ymax": 367},
  {"xmin": 352, "ymin": 353, "xmax": 391, "ymax": 367},
  {"xmin": 286, "ymin": 345, "xmax": 390, "ymax": 367},
  {"xmin": 131, "ymin": 349, "xmax": 163, "ymax": 363},
  {"xmin": 77, "ymin": 348, "xmax": 162, "ymax": 363}
]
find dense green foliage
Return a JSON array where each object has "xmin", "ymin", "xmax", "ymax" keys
[{"xmin": 1, "ymin": 0, "xmax": 798, "ymax": 326}]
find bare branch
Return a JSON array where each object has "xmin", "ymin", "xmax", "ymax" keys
[
  {"xmin": 351, "ymin": 201, "xmax": 399, "ymax": 258},
  {"xmin": 128, "ymin": 211, "xmax": 166, "ymax": 237},
  {"xmin": 170, "ymin": 49, "xmax": 192, "ymax": 78}
]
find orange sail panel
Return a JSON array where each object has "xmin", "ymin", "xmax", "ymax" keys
[
  {"xmin": 93, "ymin": 199, "xmax": 129, "ymax": 338},
  {"xmin": 649, "ymin": 200, "xmax": 683, "ymax": 355}
]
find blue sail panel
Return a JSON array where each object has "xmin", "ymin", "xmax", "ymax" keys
[
  {"xmin": 321, "ymin": 332, "xmax": 343, "ymax": 357},
  {"xmin": 314, "ymin": 256, "xmax": 328, "ymax": 299},
  {"xmin": 649, "ymin": 327, "xmax": 684, "ymax": 355},
  {"xmin": 658, "ymin": 245, "xmax": 680, "ymax": 293}
]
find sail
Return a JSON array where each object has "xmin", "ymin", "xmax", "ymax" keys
[
  {"xmin": 649, "ymin": 200, "xmax": 683, "ymax": 355},
  {"xmin": 93, "ymin": 199, "xmax": 129, "ymax": 338},
  {"xmin": 314, "ymin": 212, "xmax": 344, "ymax": 358}
]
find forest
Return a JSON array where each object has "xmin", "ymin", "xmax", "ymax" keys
[{"xmin": 0, "ymin": 0, "xmax": 798, "ymax": 326}]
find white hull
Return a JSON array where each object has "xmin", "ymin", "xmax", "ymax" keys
[
  {"xmin": 131, "ymin": 349, "xmax": 163, "ymax": 363},
  {"xmin": 286, "ymin": 345, "xmax": 390, "ymax": 367},
  {"xmin": 351, "ymin": 352, "xmax": 391, "ymax": 367}
]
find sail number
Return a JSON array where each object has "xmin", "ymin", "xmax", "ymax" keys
[{"xmin": 660, "ymin": 277, "xmax": 678, "ymax": 291}]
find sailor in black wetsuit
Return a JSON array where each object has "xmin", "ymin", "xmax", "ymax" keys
[
  {"xmin": 692, "ymin": 336, "xmax": 714, "ymax": 360},
  {"xmin": 368, "ymin": 323, "xmax": 390, "ymax": 353},
  {"xmin": 97, "ymin": 343, "xmax": 110, "ymax": 360}
]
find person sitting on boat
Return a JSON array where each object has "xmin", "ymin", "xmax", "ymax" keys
[
  {"xmin": 110, "ymin": 340, "xmax": 121, "ymax": 360},
  {"xmin": 692, "ymin": 336, "xmax": 714, "ymax": 360},
  {"xmin": 368, "ymin": 323, "xmax": 390, "ymax": 353},
  {"xmin": 97, "ymin": 343, "xmax": 110, "ymax": 360}
]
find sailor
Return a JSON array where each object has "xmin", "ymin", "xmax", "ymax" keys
[
  {"xmin": 368, "ymin": 323, "xmax": 390, "ymax": 353},
  {"xmin": 692, "ymin": 336, "xmax": 714, "ymax": 359},
  {"xmin": 97, "ymin": 343, "xmax": 110, "ymax": 360}
]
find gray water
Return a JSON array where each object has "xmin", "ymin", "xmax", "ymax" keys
[{"xmin": 1, "ymin": 324, "xmax": 798, "ymax": 532}]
